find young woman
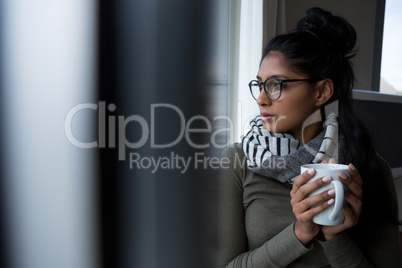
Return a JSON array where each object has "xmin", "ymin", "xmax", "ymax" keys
[{"xmin": 218, "ymin": 7, "xmax": 400, "ymax": 267}]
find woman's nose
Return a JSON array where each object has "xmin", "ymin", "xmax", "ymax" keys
[{"xmin": 256, "ymin": 90, "xmax": 272, "ymax": 106}]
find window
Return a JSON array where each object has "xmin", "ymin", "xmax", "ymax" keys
[
  {"xmin": 234, "ymin": 0, "xmax": 263, "ymax": 142},
  {"xmin": 380, "ymin": 0, "xmax": 402, "ymax": 95}
]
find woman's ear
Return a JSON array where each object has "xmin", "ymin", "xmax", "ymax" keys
[{"xmin": 314, "ymin": 78, "xmax": 334, "ymax": 106}]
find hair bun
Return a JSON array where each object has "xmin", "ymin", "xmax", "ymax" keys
[{"xmin": 296, "ymin": 7, "xmax": 356, "ymax": 55}]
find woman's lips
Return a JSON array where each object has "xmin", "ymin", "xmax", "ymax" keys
[{"xmin": 261, "ymin": 113, "xmax": 274, "ymax": 121}]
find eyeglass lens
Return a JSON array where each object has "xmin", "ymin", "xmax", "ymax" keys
[{"xmin": 250, "ymin": 78, "xmax": 281, "ymax": 100}]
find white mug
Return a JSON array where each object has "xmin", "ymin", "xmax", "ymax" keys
[{"xmin": 300, "ymin": 163, "xmax": 349, "ymax": 226}]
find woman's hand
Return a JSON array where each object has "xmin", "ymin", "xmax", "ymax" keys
[
  {"xmin": 321, "ymin": 159, "xmax": 363, "ymax": 241},
  {"xmin": 290, "ymin": 168, "xmax": 337, "ymax": 245}
]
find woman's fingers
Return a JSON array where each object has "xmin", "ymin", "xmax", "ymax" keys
[
  {"xmin": 292, "ymin": 168, "xmax": 316, "ymax": 191},
  {"xmin": 292, "ymin": 161, "xmax": 363, "ymax": 243},
  {"xmin": 291, "ymin": 172, "xmax": 332, "ymax": 204},
  {"xmin": 338, "ymin": 167, "xmax": 363, "ymax": 200},
  {"xmin": 321, "ymin": 163, "xmax": 363, "ymax": 239},
  {"xmin": 343, "ymin": 189, "xmax": 363, "ymax": 215},
  {"xmin": 321, "ymin": 202, "xmax": 359, "ymax": 238},
  {"xmin": 292, "ymin": 187, "xmax": 336, "ymax": 216},
  {"xmin": 348, "ymin": 163, "xmax": 363, "ymax": 186},
  {"xmin": 341, "ymin": 202, "xmax": 359, "ymax": 226},
  {"xmin": 328, "ymin": 158, "xmax": 337, "ymax": 164},
  {"xmin": 337, "ymin": 165, "xmax": 363, "ymax": 221}
]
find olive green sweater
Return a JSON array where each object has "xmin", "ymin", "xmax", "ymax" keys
[{"xmin": 218, "ymin": 143, "xmax": 400, "ymax": 267}]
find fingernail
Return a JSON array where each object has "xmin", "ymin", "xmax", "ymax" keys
[
  {"xmin": 349, "ymin": 164, "xmax": 356, "ymax": 171},
  {"xmin": 327, "ymin": 198, "xmax": 335, "ymax": 205},
  {"xmin": 328, "ymin": 188, "xmax": 335, "ymax": 195},
  {"xmin": 308, "ymin": 168, "xmax": 315, "ymax": 175},
  {"xmin": 339, "ymin": 172, "xmax": 347, "ymax": 180},
  {"xmin": 322, "ymin": 175, "xmax": 331, "ymax": 182}
]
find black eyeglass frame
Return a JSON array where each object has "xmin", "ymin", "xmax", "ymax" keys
[{"xmin": 248, "ymin": 77, "xmax": 314, "ymax": 101}]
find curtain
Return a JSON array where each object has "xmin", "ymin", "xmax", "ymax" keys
[{"xmin": 232, "ymin": 0, "xmax": 263, "ymax": 142}]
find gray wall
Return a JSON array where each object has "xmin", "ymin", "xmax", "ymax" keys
[{"xmin": 263, "ymin": 0, "xmax": 385, "ymax": 91}]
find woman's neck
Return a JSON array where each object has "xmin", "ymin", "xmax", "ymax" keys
[
  {"xmin": 294, "ymin": 121, "xmax": 324, "ymax": 144},
  {"xmin": 292, "ymin": 110, "xmax": 324, "ymax": 144}
]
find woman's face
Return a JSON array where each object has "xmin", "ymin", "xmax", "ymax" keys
[{"xmin": 256, "ymin": 52, "xmax": 321, "ymax": 142}]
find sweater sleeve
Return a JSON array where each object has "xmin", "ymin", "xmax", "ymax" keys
[
  {"xmin": 218, "ymin": 146, "xmax": 312, "ymax": 267},
  {"xmin": 318, "ymin": 232, "xmax": 368, "ymax": 267},
  {"xmin": 318, "ymin": 220, "xmax": 400, "ymax": 268}
]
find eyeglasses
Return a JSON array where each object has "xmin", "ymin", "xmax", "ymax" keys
[{"xmin": 248, "ymin": 77, "xmax": 314, "ymax": 101}]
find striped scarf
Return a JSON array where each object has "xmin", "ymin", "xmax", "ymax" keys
[{"xmin": 241, "ymin": 113, "xmax": 340, "ymax": 183}]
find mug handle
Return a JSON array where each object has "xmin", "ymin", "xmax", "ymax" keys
[{"xmin": 328, "ymin": 180, "xmax": 344, "ymax": 221}]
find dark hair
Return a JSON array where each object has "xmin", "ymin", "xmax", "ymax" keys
[{"xmin": 261, "ymin": 7, "xmax": 397, "ymax": 245}]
